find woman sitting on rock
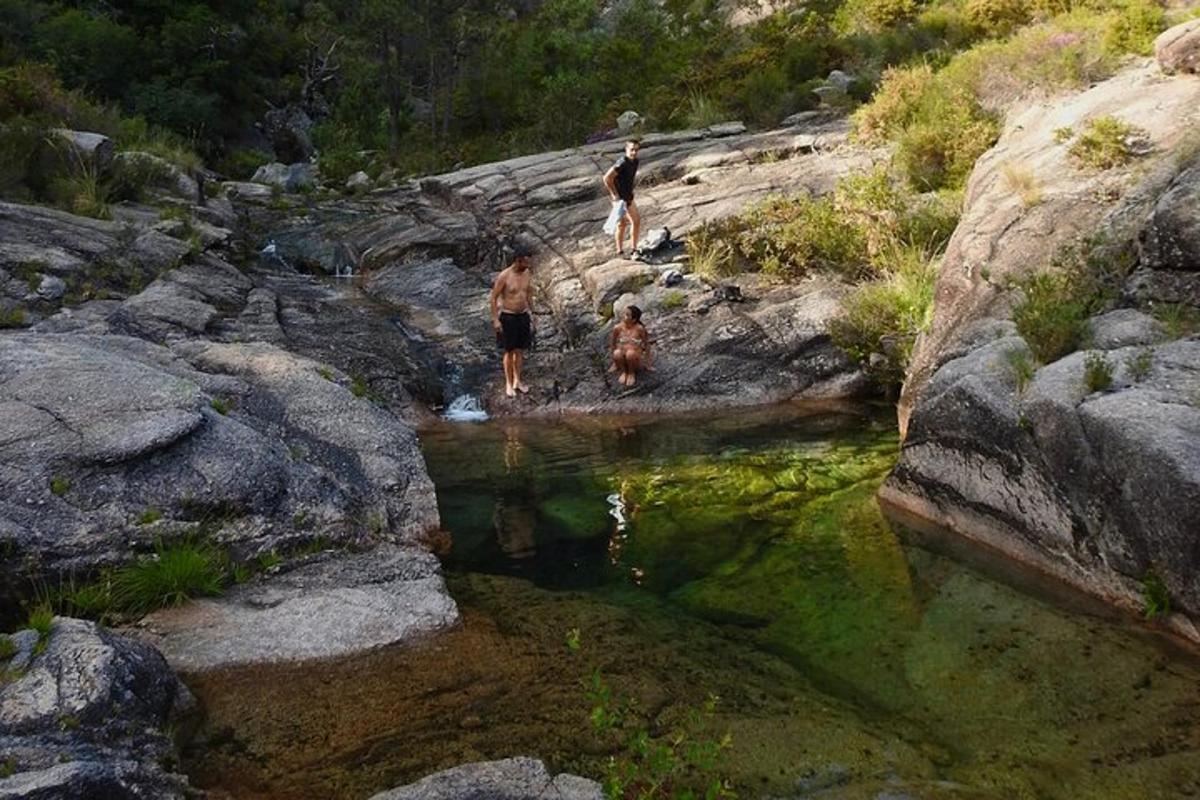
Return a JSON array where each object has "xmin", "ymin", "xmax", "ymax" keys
[{"xmin": 609, "ymin": 305, "xmax": 651, "ymax": 387}]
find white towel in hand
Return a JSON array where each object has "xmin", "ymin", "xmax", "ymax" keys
[{"xmin": 602, "ymin": 200, "xmax": 627, "ymax": 235}]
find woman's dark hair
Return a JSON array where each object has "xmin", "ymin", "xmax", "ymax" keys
[{"xmin": 626, "ymin": 305, "xmax": 642, "ymax": 322}]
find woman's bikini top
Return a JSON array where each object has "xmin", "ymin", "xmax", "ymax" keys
[{"xmin": 615, "ymin": 324, "xmax": 645, "ymax": 347}]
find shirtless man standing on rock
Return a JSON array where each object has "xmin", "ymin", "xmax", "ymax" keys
[{"xmin": 489, "ymin": 245, "xmax": 536, "ymax": 398}]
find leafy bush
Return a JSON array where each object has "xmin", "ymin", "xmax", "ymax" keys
[
  {"xmin": 965, "ymin": 0, "xmax": 1033, "ymax": 38},
  {"xmin": 1142, "ymin": 569, "xmax": 1171, "ymax": 620},
  {"xmin": 1006, "ymin": 347, "xmax": 1037, "ymax": 391},
  {"xmin": 1125, "ymin": 347, "xmax": 1153, "ymax": 382},
  {"xmin": 1103, "ymin": 0, "xmax": 1166, "ymax": 55},
  {"xmin": 1011, "ymin": 272, "xmax": 1093, "ymax": 362},
  {"xmin": 1083, "ymin": 351, "xmax": 1114, "ymax": 392},
  {"xmin": 0, "ymin": 308, "xmax": 27, "ymax": 329},
  {"xmin": 1068, "ymin": 116, "xmax": 1147, "ymax": 169},
  {"xmin": 829, "ymin": 250, "xmax": 938, "ymax": 388},
  {"xmin": 0, "ymin": 635, "xmax": 15, "ymax": 661},
  {"xmin": 111, "ymin": 539, "xmax": 226, "ymax": 615}
]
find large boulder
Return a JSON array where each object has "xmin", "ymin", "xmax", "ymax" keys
[
  {"xmin": 112, "ymin": 152, "xmax": 198, "ymax": 203},
  {"xmin": 1137, "ymin": 160, "xmax": 1200, "ymax": 281},
  {"xmin": 51, "ymin": 130, "xmax": 114, "ymax": 172},
  {"xmin": 1155, "ymin": 19, "xmax": 1200, "ymax": 75},
  {"xmin": 369, "ymin": 758, "xmax": 601, "ymax": 800},
  {"xmin": 252, "ymin": 162, "xmax": 316, "ymax": 193},
  {"xmin": 0, "ymin": 617, "xmax": 191, "ymax": 799}
]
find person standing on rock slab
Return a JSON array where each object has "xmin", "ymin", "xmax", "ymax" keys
[
  {"xmin": 490, "ymin": 245, "xmax": 537, "ymax": 398},
  {"xmin": 603, "ymin": 140, "xmax": 642, "ymax": 259}
]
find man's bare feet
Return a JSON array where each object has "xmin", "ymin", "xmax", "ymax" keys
[
  {"xmin": 505, "ymin": 385, "xmax": 516, "ymax": 398},
  {"xmin": 626, "ymin": 374, "xmax": 637, "ymax": 387},
  {"xmin": 516, "ymin": 382, "xmax": 530, "ymax": 394}
]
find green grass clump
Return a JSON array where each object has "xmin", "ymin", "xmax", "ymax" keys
[
  {"xmin": 111, "ymin": 539, "xmax": 226, "ymax": 615},
  {"xmin": 257, "ymin": 550, "xmax": 282, "ymax": 571},
  {"xmin": 1068, "ymin": 116, "xmax": 1147, "ymax": 170},
  {"xmin": 1142, "ymin": 569, "xmax": 1171, "ymax": 620},
  {"xmin": 1126, "ymin": 347, "xmax": 1153, "ymax": 382},
  {"xmin": 829, "ymin": 251, "xmax": 937, "ymax": 389},
  {"xmin": 137, "ymin": 507, "xmax": 163, "ymax": 526},
  {"xmin": 1083, "ymin": 351, "xmax": 1114, "ymax": 393},
  {"xmin": 350, "ymin": 377, "xmax": 371, "ymax": 399},
  {"xmin": 0, "ymin": 635, "xmax": 15, "ymax": 661},
  {"xmin": 0, "ymin": 308, "xmax": 27, "ymax": 329},
  {"xmin": 210, "ymin": 397, "xmax": 232, "ymax": 415},
  {"xmin": 683, "ymin": 92, "xmax": 727, "ymax": 129},
  {"xmin": 1152, "ymin": 303, "xmax": 1200, "ymax": 339},
  {"xmin": 1011, "ymin": 271, "xmax": 1101, "ymax": 363},
  {"xmin": 661, "ymin": 290, "xmax": 685, "ymax": 310},
  {"xmin": 27, "ymin": 605, "xmax": 54, "ymax": 654},
  {"xmin": 1006, "ymin": 347, "xmax": 1037, "ymax": 392},
  {"xmin": 317, "ymin": 366, "xmax": 336, "ymax": 382},
  {"xmin": 49, "ymin": 475, "xmax": 70, "ymax": 496}
]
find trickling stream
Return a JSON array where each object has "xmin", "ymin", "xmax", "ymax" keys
[{"xmin": 182, "ymin": 403, "xmax": 1200, "ymax": 800}]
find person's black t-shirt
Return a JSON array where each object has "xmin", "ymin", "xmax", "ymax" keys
[{"xmin": 613, "ymin": 155, "xmax": 638, "ymax": 202}]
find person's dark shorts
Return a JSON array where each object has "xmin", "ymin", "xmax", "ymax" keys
[{"xmin": 497, "ymin": 311, "xmax": 532, "ymax": 352}]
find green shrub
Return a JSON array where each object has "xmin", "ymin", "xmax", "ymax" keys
[
  {"xmin": 215, "ymin": 147, "xmax": 273, "ymax": 180},
  {"xmin": 111, "ymin": 539, "xmax": 226, "ymax": 615},
  {"xmin": 1068, "ymin": 116, "xmax": 1147, "ymax": 170},
  {"xmin": 1011, "ymin": 271, "xmax": 1097, "ymax": 362},
  {"xmin": 350, "ymin": 377, "xmax": 370, "ymax": 398},
  {"xmin": 0, "ymin": 635, "xmax": 15, "ymax": 661},
  {"xmin": 854, "ymin": 63, "xmax": 936, "ymax": 145},
  {"xmin": 1125, "ymin": 347, "xmax": 1153, "ymax": 382},
  {"xmin": 894, "ymin": 88, "xmax": 1000, "ymax": 191},
  {"xmin": 683, "ymin": 92, "xmax": 727, "ymax": 129},
  {"xmin": 1152, "ymin": 303, "xmax": 1200, "ymax": 339},
  {"xmin": 965, "ymin": 0, "xmax": 1032, "ymax": 38},
  {"xmin": 0, "ymin": 308, "xmax": 27, "ymax": 329},
  {"xmin": 1083, "ymin": 351, "xmax": 1114, "ymax": 392},
  {"xmin": 661, "ymin": 290, "xmax": 685, "ymax": 310},
  {"xmin": 1103, "ymin": 0, "xmax": 1167, "ymax": 55},
  {"xmin": 1142, "ymin": 569, "xmax": 1170, "ymax": 620},
  {"xmin": 829, "ymin": 250, "xmax": 937, "ymax": 388},
  {"xmin": 1006, "ymin": 347, "xmax": 1037, "ymax": 391}
]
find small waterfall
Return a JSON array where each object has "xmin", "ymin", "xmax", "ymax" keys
[{"xmin": 443, "ymin": 394, "xmax": 488, "ymax": 422}]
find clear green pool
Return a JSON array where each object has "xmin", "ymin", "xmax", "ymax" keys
[{"xmin": 183, "ymin": 403, "xmax": 1200, "ymax": 800}]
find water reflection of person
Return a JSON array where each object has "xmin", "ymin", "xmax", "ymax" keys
[
  {"xmin": 495, "ymin": 424, "xmax": 536, "ymax": 560},
  {"xmin": 492, "ymin": 498, "xmax": 537, "ymax": 560},
  {"xmin": 503, "ymin": 424, "xmax": 523, "ymax": 473}
]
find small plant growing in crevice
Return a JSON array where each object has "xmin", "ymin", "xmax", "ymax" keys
[
  {"xmin": 49, "ymin": 475, "xmax": 70, "ymax": 496},
  {"xmin": 1067, "ymin": 116, "xmax": 1149, "ymax": 170},
  {"xmin": 27, "ymin": 605, "xmax": 54, "ymax": 655},
  {"xmin": 661, "ymin": 290, "xmax": 686, "ymax": 310},
  {"xmin": 1083, "ymin": 351, "xmax": 1114, "ymax": 393},
  {"xmin": 1142, "ymin": 570, "xmax": 1171, "ymax": 620},
  {"xmin": 1001, "ymin": 162, "xmax": 1042, "ymax": 208},
  {"xmin": 349, "ymin": 377, "xmax": 370, "ymax": 398},
  {"xmin": 210, "ymin": 397, "xmax": 232, "ymax": 415},
  {"xmin": 1126, "ymin": 348, "xmax": 1153, "ymax": 382},
  {"xmin": 1005, "ymin": 347, "xmax": 1036, "ymax": 392},
  {"xmin": 317, "ymin": 366, "xmax": 336, "ymax": 381},
  {"xmin": 1053, "ymin": 126, "xmax": 1074, "ymax": 144},
  {"xmin": 0, "ymin": 308, "xmax": 27, "ymax": 329},
  {"xmin": 257, "ymin": 550, "xmax": 282, "ymax": 571},
  {"xmin": 137, "ymin": 507, "xmax": 164, "ymax": 526},
  {"xmin": 0, "ymin": 635, "xmax": 15, "ymax": 661}
]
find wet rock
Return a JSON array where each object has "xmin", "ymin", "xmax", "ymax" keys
[
  {"xmin": 136, "ymin": 546, "xmax": 460, "ymax": 672},
  {"xmin": 369, "ymin": 757, "xmax": 601, "ymax": 800},
  {"xmin": 1155, "ymin": 19, "xmax": 1200, "ymax": 75}
]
